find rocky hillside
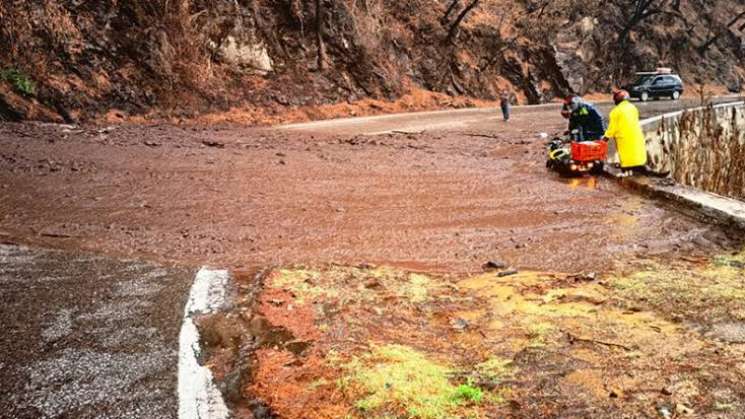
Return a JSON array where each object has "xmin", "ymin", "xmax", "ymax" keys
[{"xmin": 0, "ymin": 0, "xmax": 743, "ymax": 123}]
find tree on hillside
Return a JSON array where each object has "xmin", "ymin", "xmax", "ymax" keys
[
  {"xmin": 446, "ymin": 0, "xmax": 481, "ymax": 43},
  {"xmin": 698, "ymin": 9, "xmax": 745, "ymax": 52},
  {"xmin": 315, "ymin": 0, "xmax": 327, "ymax": 70},
  {"xmin": 617, "ymin": 0, "xmax": 667, "ymax": 47}
]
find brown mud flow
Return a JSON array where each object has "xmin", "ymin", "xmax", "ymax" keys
[
  {"xmin": 0, "ymin": 105, "xmax": 741, "ymax": 274},
  {"xmin": 1, "ymin": 104, "xmax": 744, "ymax": 417},
  {"xmin": 198, "ymin": 254, "xmax": 745, "ymax": 418}
]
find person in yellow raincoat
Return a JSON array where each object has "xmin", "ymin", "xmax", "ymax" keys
[{"xmin": 603, "ymin": 90, "xmax": 647, "ymax": 173}]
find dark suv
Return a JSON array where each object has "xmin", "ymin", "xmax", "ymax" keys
[{"xmin": 624, "ymin": 73, "xmax": 684, "ymax": 102}]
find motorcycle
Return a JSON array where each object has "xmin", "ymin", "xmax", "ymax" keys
[{"xmin": 546, "ymin": 130, "xmax": 607, "ymax": 176}]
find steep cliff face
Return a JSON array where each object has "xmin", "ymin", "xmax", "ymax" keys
[{"xmin": 0, "ymin": 0, "xmax": 742, "ymax": 123}]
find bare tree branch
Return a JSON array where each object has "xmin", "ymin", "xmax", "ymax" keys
[
  {"xmin": 698, "ymin": 10, "xmax": 745, "ymax": 52},
  {"xmin": 441, "ymin": 0, "xmax": 461, "ymax": 25},
  {"xmin": 315, "ymin": 0, "xmax": 326, "ymax": 70},
  {"xmin": 446, "ymin": 0, "xmax": 480, "ymax": 43}
]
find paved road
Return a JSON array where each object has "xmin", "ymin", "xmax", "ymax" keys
[
  {"xmin": 1, "ymin": 95, "xmax": 739, "ymax": 418},
  {"xmin": 278, "ymin": 97, "xmax": 741, "ymax": 135},
  {"xmin": 0, "ymin": 243, "xmax": 192, "ymax": 418}
]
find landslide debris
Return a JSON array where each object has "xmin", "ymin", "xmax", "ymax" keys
[
  {"xmin": 1, "ymin": 0, "xmax": 743, "ymax": 123},
  {"xmin": 199, "ymin": 258, "xmax": 745, "ymax": 418}
]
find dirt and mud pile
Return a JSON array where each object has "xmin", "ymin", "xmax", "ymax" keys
[
  {"xmin": 1, "ymin": 0, "xmax": 743, "ymax": 123},
  {"xmin": 198, "ymin": 253, "xmax": 745, "ymax": 418}
]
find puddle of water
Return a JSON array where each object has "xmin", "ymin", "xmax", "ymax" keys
[{"xmin": 565, "ymin": 176, "xmax": 599, "ymax": 190}]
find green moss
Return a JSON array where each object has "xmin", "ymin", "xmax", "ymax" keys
[
  {"xmin": 342, "ymin": 344, "xmax": 480, "ymax": 419},
  {"xmin": 1, "ymin": 68, "xmax": 35, "ymax": 96},
  {"xmin": 452, "ymin": 384, "xmax": 483, "ymax": 403}
]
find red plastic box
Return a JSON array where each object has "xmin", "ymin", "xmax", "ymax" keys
[{"xmin": 571, "ymin": 141, "xmax": 608, "ymax": 162}]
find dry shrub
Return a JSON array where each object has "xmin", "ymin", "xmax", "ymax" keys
[
  {"xmin": 347, "ymin": 0, "xmax": 386, "ymax": 53},
  {"xmin": 128, "ymin": 0, "xmax": 213, "ymax": 90}
]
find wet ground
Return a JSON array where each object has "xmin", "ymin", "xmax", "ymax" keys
[
  {"xmin": 0, "ymin": 243, "xmax": 192, "ymax": 418},
  {"xmin": 0, "ymin": 99, "xmax": 741, "ymax": 276},
  {"xmin": 222, "ymin": 261, "xmax": 745, "ymax": 418},
  {"xmin": 1, "ymin": 98, "xmax": 744, "ymax": 418}
]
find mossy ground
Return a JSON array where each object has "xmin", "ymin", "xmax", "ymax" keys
[{"xmin": 242, "ymin": 253, "xmax": 745, "ymax": 418}]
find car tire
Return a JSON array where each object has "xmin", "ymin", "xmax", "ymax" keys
[
  {"xmin": 640, "ymin": 92, "xmax": 649, "ymax": 102},
  {"xmin": 672, "ymin": 91, "xmax": 680, "ymax": 100}
]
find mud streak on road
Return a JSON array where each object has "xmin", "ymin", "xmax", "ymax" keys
[{"xmin": 0, "ymin": 102, "xmax": 741, "ymax": 276}]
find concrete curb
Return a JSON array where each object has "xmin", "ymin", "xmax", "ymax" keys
[
  {"xmin": 178, "ymin": 268, "xmax": 231, "ymax": 419},
  {"xmin": 621, "ymin": 177, "xmax": 745, "ymax": 229},
  {"xmin": 612, "ymin": 101, "xmax": 745, "ymax": 229},
  {"xmin": 639, "ymin": 101, "xmax": 745, "ymax": 129}
]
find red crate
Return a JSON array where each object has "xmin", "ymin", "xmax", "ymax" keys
[{"xmin": 571, "ymin": 141, "xmax": 608, "ymax": 162}]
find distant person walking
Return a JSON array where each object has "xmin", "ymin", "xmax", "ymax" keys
[
  {"xmin": 499, "ymin": 89, "xmax": 512, "ymax": 122},
  {"xmin": 603, "ymin": 90, "xmax": 647, "ymax": 175}
]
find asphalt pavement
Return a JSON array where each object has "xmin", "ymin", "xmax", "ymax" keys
[{"xmin": 0, "ymin": 243, "xmax": 192, "ymax": 418}]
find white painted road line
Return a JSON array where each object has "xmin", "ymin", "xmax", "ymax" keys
[{"xmin": 178, "ymin": 268, "xmax": 231, "ymax": 419}]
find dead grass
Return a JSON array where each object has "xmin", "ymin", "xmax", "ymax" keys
[
  {"xmin": 239, "ymin": 260, "xmax": 745, "ymax": 417},
  {"xmin": 609, "ymin": 251, "xmax": 745, "ymax": 323}
]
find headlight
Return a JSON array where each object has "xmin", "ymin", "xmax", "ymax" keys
[{"xmin": 570, "ymin": 164, "xmax": 578, "ymax": 171}]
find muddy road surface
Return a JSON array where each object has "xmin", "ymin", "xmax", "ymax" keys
[
  {"xmin": 1, "ymin": 99, "xmax": 742, "ymax": 275},
  {"xmin": 1, "ymin": 98, "xmax": 744, "ymax": 418}
]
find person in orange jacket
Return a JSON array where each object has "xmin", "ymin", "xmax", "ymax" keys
[{"xmin": 603, "ymin": 90, "xmax": 647, "ymax": 175}]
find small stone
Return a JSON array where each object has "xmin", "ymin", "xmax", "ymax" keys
[
  {"xmin": 483, "ymin": 260, "xmax": 508, "ymax": 271},
  {"xmin": 364, "ymin": 278, "xmax": 382, "ymax": 289},
  {"xmin": 498, "ymin": 269, "xmax": 519, "ymax": 277},
  {"xmin": 450, "ymin": 318, "xmax": 469, "ymax": 331},
  {"xmin": 202, "ymin": 139, "xmax": 225, "ymax": 148},
  {"xmin": 675, "ymin": 403, "xmax": 694, "ymax": 415}
]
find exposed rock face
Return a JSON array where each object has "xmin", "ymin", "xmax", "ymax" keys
[
  {"xmin": 0, "ymin": 0, "xmax": 742, "ymax": 122},
  {"xmin": 554, "ymin": 17, "xmax": 599, "ymax": 94},
  {"xmin": 216, "ymin": 36, "xmax": 273, "ymax": 74}
]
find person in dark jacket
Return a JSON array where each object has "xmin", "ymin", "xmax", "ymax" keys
[
  {"xmin": 499, "ymin": 89, "xmax": 512, "ymax": 121},
  {"xmin": 562, "ymin": 95, "xmax": 605, "ymax": 141}
]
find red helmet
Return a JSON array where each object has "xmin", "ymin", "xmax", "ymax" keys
[
  {"xmin": 613, "ymin": 90, "xmax": 630, "ymax": 104},
  {"xmin": 564, "ymin": 95, "xmax": 582, "ymax": 112}
]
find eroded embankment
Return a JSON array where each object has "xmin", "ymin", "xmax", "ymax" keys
[{"xmin": 198, "ymin": 252, "xmax": 745, "ymax": 418}]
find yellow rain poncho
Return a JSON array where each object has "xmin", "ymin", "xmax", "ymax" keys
[{"xmin": 604, "ymin": 100, "xmax": 647, "ymax": 168}]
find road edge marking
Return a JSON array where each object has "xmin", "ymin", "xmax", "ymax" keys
[{"xmin": 178, "ymin": 267, "xmax": 231, "ymax": 419}]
